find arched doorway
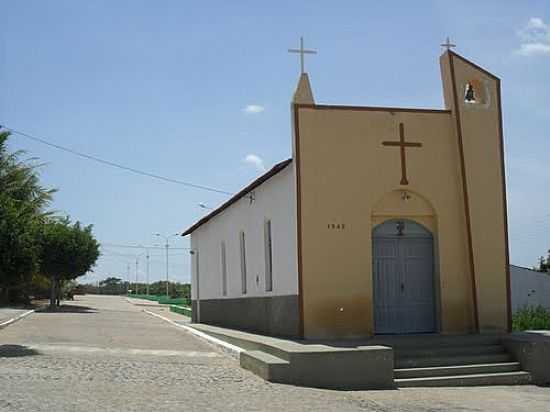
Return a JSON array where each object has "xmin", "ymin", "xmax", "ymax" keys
[{"xmin": 372, "ymin": 219, "xmax": 436, "ymax": 334}]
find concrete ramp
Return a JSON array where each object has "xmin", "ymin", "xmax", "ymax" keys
[{"xmin": 189, "ymin": 323, "xmax": 394, "ymax": 390}]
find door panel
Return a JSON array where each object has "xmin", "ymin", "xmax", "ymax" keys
[
  {"xmin": 373, "ymin": 239, "xmax": 400, "ymax": 334},
  {"xmin": 373, "ymin": 220, "xmax": 435, "ymax": 334}
]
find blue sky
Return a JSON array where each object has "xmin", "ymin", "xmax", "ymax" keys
[{"xmin": 2, "ymin": 1, "xmax": 550, "ymax": 284}]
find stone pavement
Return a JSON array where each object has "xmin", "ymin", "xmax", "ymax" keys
[
  {"xmin": 0, "ymin": 309, "xmax": 29, "ymax": 325},
  {"xmin": 1, "ymin": 295, "xmax": 549, "ymax": 412}
]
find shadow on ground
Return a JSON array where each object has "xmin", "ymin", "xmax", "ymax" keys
[
  {"xmin": 39, "ymin": 305, "xmax": 97, "ymax": 314},
  {"xmin": 0, "ymin": 345, "xmax": 40, "ymax": 358}
]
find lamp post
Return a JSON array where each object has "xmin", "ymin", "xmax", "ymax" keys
[
  {"xmin": 154, "ymin": 233, "xmax": 180, "ymax": 297},
  {"xmin": 126, "ymin": 263, "xmax": 131, "ymax": 294},
  {"xmin": 135, "ymin": 245, "xmax": 152, "ymax": 296},
  {"xmin": 134, "ymin": 251, "xmax": 145, "ymax": 295}
]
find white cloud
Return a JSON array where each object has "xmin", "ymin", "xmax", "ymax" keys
[
  {"xmin": 242, "ymin": 104, "xmax": 265, "ymax": 114},
  {"xmin": 516, "ymin": 42, "xmax": 550, "ymax": 56},
  {"xmin": 243, "ymin": 154, "xmax": 266, "ymax": 172},
  {"xmin": 515, "ymin": 17, "xmax": 550, "ymax": 56}
]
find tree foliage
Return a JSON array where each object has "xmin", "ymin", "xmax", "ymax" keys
[
  {"xmin": 39, "ymin": 218, "xmax": 100, "ymax": 306},
  {"xmin": 0, "ymin": 130, "xmax": 99, "ymax": 306},
  {"xmin": 0, "ymin": 196, "xmax": 40, "ymax": 303},
  {"xmin": 0, "ymin": 130, "xmax": 52, "ymax": 304},
  {"xmin": 536, "ymin": 250, "xmax": 550, "ymax": 273}
]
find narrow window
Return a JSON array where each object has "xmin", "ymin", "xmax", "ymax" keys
[
  {"xmin": 220, "ymin": 241, "xmax": 227, "ymax": 296},
  {"xmin": 239, "ymin": 231, "xmax": 247, "ymax": 294},
  {"xmin": 264, "ymin": 220, "xmax": 273, "ymax": 292}
]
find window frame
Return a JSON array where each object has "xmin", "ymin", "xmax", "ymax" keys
[
  {"xmin": 264, "ymin": 219, "xmax": 273, "ymax": 292},
  {"xmin": 220, "ymin": 241, "xmax": 227, "ymax": 296},
  {"xmin": 239, "ymin": 231, "xmax": 247, "ymax": 295}
]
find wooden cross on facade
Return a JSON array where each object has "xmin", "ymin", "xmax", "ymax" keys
[
  {"xmin": 382, "ymin": 123, "xmax": 423, "ymax": 185},
  {"xmin": 288, "ymin": 36, "xmax": 317, "ymax": 74}
]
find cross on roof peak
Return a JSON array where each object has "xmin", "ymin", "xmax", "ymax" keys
[
  {"xmin": 441, "ymin": 36, "xmax": 457, "ymax": 51},
  {"xmin": 288, "ymin": 36, "xmax": 317, "ymax": 74}
]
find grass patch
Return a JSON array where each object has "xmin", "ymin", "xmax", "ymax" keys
[
  {"xmin": 170, "ymin": 305, "xmax": 192, "ymax": 317},
  {"xmin": 512, "ymin": 305, "xmax": 550, "ymax": 331},
  {"xmin": 128, "ymin": 294, "xmax": 190, "ymax": 306}
]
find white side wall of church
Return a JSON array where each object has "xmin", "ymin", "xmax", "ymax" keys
[{"xmin": 190, "ymin": 164, "xmax": 298, "ymax": 300}]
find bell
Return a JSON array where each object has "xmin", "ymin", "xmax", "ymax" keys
[{"xmin": 465, "ymin": 83, "xmax": 476, "ymax": 102}]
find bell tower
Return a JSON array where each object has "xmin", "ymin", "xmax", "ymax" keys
[{"xmin": 440, "ymin": 51, "xmax": 511, "ymax": 333}]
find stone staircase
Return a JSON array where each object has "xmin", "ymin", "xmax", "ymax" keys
[{"xmin": 389, "ymin": 335, "xmax": 531, "ymax": 387}]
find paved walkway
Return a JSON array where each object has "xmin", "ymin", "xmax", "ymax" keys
[
  {"xmin": 0, "ymin": 309, "xmax": 30, "ymax": 325},
  {"xmin": 0, "ymin": 295, "xmax": 549, "ymax": 411}
]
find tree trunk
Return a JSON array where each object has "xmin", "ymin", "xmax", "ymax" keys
[
  {"xmin": 56, "ymin": 278, "xmax": 61, "ymax": 307},
  {"xmin": 49, "ymin": 276, "xmax": 57, "ymax": 308},
  {"xmin": 1, "ymin": 287, "xmax": 9, "ymax": 305}
]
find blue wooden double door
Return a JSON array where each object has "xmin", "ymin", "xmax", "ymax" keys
[{"xmin": 373, "ymin": 219, "xmax": 436, "ymax": 334}]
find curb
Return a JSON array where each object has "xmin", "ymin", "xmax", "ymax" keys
[
  {"xmin": 0, "ymin": 309, "xmax": 35, "ymax": 330},
  {"xmin": 142, "ymin": 309, "xmax": 243, "ymax": 359},
  {"xmin": 126, "ymin": 298, "xmax": 163, "ymax": 307}
]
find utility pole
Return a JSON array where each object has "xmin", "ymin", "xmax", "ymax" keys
[
  {"xmin": 165, "ymin": 242, "xmax": 169, "ymax": 297},
  {"xmin": 127, "ymin": 264, "xmax": 131, "ymax": 294},
  {"xmin": 154, "ymin": 233, "xmax": 180, "ymax": 298},
  {"xmin": 146, "ymin": 248, "xmax": 150, "ymax": 296},
  {"xmin": 135, "ymin": 257, "xmax": 139, "ymax": 295}
]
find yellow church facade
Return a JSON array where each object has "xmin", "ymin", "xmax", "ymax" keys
[
  {"xmin": 295, "ymin": 51, "xmax": 510, "ymax": 338},
  {"xmin": 184, "ymin": 51, "xmax": 510, "ymax": 340}
]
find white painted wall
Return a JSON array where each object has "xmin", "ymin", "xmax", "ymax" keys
[
  {"xmin": 190, "ymin": 163, "xmax": 298, "ymax": 300},
  {"xmin": 511, "ymin": 265, "xmax": 550, "ymax": 312}
]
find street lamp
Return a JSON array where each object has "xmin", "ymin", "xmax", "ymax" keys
[
  {"xmin": 133, "ymin": 251, "xmax": 146, "ymax": 295},
  {"xmin": 154, "ymin": 233, "xmax": 181, "ymax": 297},
  {"xmin": 135, "ymin": 244, "xmax": 154, "ymax": 296}
]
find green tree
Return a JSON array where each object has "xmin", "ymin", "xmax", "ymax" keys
[
  {"xmin": 99, "ymin": 277, "xmax": 126, "ymax": 295},
  {"xmin": 536, "ymin": 250, "xmax": 550, "ymax": 272},
  {"xmin": 0, "ymin": 196, "xmax": 40, "ymax": 303},
  {"xmin": 0, "ymin": 131, "xmax": 55, "ymax": 215},
  {"xmin": 0, "ymin": 131, "xmax": 54, "ymax": 304},
  {"xmin": 39, "ymin": 218, "xmax": 100, "ymax": 307}
]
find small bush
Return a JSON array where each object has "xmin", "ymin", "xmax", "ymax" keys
[{"xmin": 512, "ymin": 306, "xmax": 550, "ymax": 331}]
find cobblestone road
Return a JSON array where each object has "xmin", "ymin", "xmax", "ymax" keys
[
  {"xmin": 0, "ymin": 309, "xmax": 30, "ymax": 325},
  {"xmin": 1, "ymin": 295, "xmax": 549, "ymax": 412}
]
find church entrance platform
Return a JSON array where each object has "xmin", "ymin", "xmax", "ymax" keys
[{"xmin": 187, "ymin": 324, "xmax": 547, "ymax": 389}]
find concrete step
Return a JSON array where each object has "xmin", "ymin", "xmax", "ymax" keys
[
  {"xmin": 240, "ymin": 350, "xmax": 290, "ymax": 383},
  {"xmin": 371, "ymin": 334, "xmax": 502, "ymax": 349},
  {"xmin": 395, "ymin": 353, "xmax": 512, "ymax": 368},
  {"xmin": 395, "ymin": 362, "xmax": 522, "ymax": 379},
  {"xmin": 396, "ymin": 371, "xmax": 531, "ymax": 387},
  {"xmin": 395, "ymin": 344, "xmax": 505, "ymax": 359}
]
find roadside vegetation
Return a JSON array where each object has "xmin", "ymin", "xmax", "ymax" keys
[
  {"xmin": 512, "ymin": 306, "xmax": 550, "ymax": 331},
  {"xmin": 0, "ymin": 130, "xmax": 99, "ymax": 308},
  {"xmin": 78, "ymin": 277, "xmax": 190, "ymax": 301}
]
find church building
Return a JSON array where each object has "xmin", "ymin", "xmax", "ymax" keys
[{"xmin": 181, "ymin": 49, "xmax": 511, "ymax": 340}]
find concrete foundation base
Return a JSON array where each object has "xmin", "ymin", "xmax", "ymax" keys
[
  {"xmin": 190, "ymin": 323, "xmax": 394, "ymax": 390},
  {"xmin": 191, "ymin": 295, "xmax": 299, "ymax": 337},
  {"xmin": 502, "ymin": 331, "xmax": 550, "ymax": 386}
]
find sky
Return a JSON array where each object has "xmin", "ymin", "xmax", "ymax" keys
[{"xmin": 2, "ymin": 0, "xmax": 550, "ymax": 284}]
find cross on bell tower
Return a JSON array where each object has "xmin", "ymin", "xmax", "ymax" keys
[
  {"xmin": 441, "ymin": 36, "xmax": 457, "ymax": 51},
  {"xmin": 288, "ymin": 37, "xmax": 317, "ymax": 74}
]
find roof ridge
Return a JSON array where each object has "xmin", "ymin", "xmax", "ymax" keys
[{"xmin": 181, "ymin": 158, "xmax": 292, "ymax": 236}]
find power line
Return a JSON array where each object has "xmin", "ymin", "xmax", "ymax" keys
[
  {"xmin": 1, "ymin": 125, "xmax": 234, "ymax": 196},
  {"xmin": 100, "ymin": 242, "xmax": 189, "ymax": 250}
]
